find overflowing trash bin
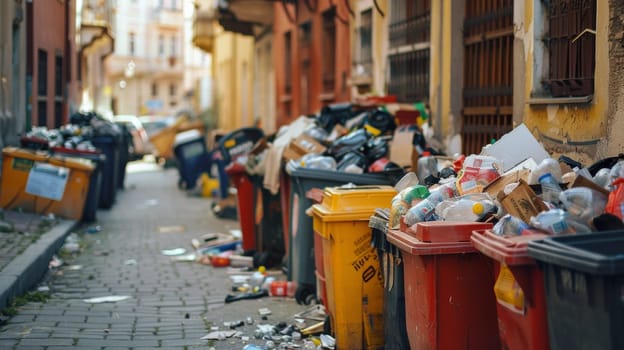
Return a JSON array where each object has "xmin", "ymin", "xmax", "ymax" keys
[
  {"xmin": 0, "ymin": 147, "xmax": 95, "ymax": 220},
  {"xmin": 311, "ymin": 185, "xmax": 397, "ymax": 350},
  {"xmin": 217, "ymin": 127, "xmax": 265, "ymax": 252},
  {"xmin": 387, "ymin": 221, "xmax": 500, "ymax": 349},
  {"xmin": 528, "ymin": 231, "xmax": 624, "ymax": 350},
  {"xmin": 370, "ymin": 212, "xmax": 410, "ymax": 350},
  {"xmin": 91, "ymin": 133, "xmax": 121, "ymax": 209},
  {"xmin": 288, "ymin": 167, "xmax": 402, "ymax": 305},
  {"xmin": 471, "ymin": 229, "xmax": 550, "ymax": 350},
  {"xmin": 50, "ymin": 147, "xmax": 106, "ymax": 222},
  {"xmin": 173, "ymin": 129, "xmax": 208, "ymax": 189}
]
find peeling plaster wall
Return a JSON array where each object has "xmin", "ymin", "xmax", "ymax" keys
[
  {"xmin": 521, "ymin": 0, "xmax": 610, "ymax": 165},
  {"xmin": 606, "ymin": 0, "xmax": 624, "ymax": 157}
]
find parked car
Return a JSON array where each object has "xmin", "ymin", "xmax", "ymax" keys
[{"xmin": 113, "ymin": 115, "xmax": 151, "ymax": 160}]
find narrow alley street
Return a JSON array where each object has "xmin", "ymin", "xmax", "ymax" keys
[{"xmin": 0, "ymin": 161, "xmax": 308, "ymax": 349}]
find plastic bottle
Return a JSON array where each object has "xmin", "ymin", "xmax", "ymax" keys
[
  {"xmin": 439, "ymin": 197, "xmax": 496, "ymax": 222},
  {"xmin": 268, "ymin": 281, "xmax": 297, "ymax": 297},
  {"xmin": 528, "ymin": 158, "xmax": 562, "ymax": 185},
  {"xmin": 530, "ymin": 209, "xmax": 590, "ymax": 235},
  {"xmin": 299, "ymin": 154, "xmax": 336, "ymax": 170},
  {"xmin": 559, "ymin": 187, "xmax": 608, "ymax": 223},
  {"xmin": 493, "ymin": 214, "xmax": 529, "ymax": 236},
  {"xmin": 417, "ymin": 151, "xmax": 438, "ymax": 183},
  {"xmin": 539, "ymin": 173, "xmax": 562, "ymax": 204},
  {"xmin": 405, "ymin": 182, "xmax": 458, "ymax": 226},
  {"xmin": 249, "ymin": 266, "xmax": 267, "ymax": 288}
]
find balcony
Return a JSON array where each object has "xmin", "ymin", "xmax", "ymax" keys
[
  {"xmin": 192, "ymin": 9, "xmax": 217, "ymax": 53},
  {"xmin": 152, "ymin": 6, "xmax": 184, "ymax": 29},
  {"xmin": 79, "ymin": 0, "xmax": 113, "ymax": 57}
]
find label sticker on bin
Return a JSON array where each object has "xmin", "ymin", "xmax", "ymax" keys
[
  {"xmin": 12, "ymin": 157, "xmax": 34, "ymax": 172},
  {"xmin": 26, "ymin": 162, "xmax": 70, "ymax": 201},
  {"xmin": 494, "ymin": 264, "xmax": 526, "ymax": 314}
]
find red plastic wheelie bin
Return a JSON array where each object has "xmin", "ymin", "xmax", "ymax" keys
[
  {"xmin": 387, "ymin": 221, "xmax": 500, "ymax": 349},
  {"xmin": 471, "ymin": 229, "xmax": 550, "ymax": 350}
]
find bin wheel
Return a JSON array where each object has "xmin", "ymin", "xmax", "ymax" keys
[
  {"xmin": 177, "ymin": 179, "xmax": 188, "ymax": 190},
  {"xmin": 295, "ymin": 285, "xmax": 317, "ymax": 305}
]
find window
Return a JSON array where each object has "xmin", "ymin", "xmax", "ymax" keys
[
  {"xmin": 543, "ymin": 0, "xmax": 596, "ymax": 97},
  {"xmin": 151, "ymin": 83, "xmax": 158, "ymax": 97},
  {"xmin": 170, "ymin": 36, "xmax": 176, "ymax": 57},
  {"xmin": 322, "ymin": 9, "xmax": 336, "ymax": 93},
  {"xmin": 358, "ymin": 9, "xmax": 373, "ymax": 66},
  {"xmin": 129, "ymin": 32, "xmax": 136, "ymax": 55},
  {"xmin": 300, "ymin": 22, "xmax": 312, "ymax": 114},
  {"xmin": 37, "ymin": 49, "xmax": 48, "ymax": 127},
  {"xmin": 388, "ymin": 0, "xmax": 431, "ymax": 102},
  {"xmin": 284, "ymin": 31, "xmax": 292, "ymax": 94},
  {"xmin": 37, "ymin": 49, "xmax": 47, "ymax": 97},
  {"xmin": 169, "ymin": 83, "xmax": 176, "ymax": 96},
  {"xmin": 54, "ymin": 55, "xmax": 64, "ymax": 127},
  {"xmin": 159, "ymin": 35, "xmax": 165, "ymax": 57}
]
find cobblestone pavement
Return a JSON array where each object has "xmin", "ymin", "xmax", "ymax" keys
[
  {"xmin": 0, "ymin": 163, "xmax": 309, "ymax": 349},
  {"xmin": 0, "ymin": 212, "xmax": 55, "ymax": 271}
]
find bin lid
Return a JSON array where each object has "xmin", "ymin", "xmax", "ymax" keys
[
  {"xmin": 471, "ymin": 229, "xmax": 548, "ymax": 266},
  {"xmin": 2, "ymin": 147, "xmax": 49, "ymax": 162},
  {"xmin": 411, "ymin": 221, "xmax": 493, "ymax": 243},
  {"xmin": 289, "ymin": 166, "xmax": 401, "ymax": 186},
  {"xmin": 49, "ymin": 155, "xmax": 95, "ymax": 172},
  {"xmin": 311, "ymin": 185, "xmax": 396, "ymax": 222},
  {"xmin": 527, "ymin": 230, "xmax": 624, "ymax": 275},
  {"xmin": 387, "ymin": 227, "xmax": 479, "ymax": 255},
  {"xmin": 174, "ymin": 129, "xmax": 203, "ymax": 146}
]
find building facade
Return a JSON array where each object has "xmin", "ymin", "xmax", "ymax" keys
[
  {"xmin": 0, "ymin": 0, "xmax": 28, "ymax": 153},
  {"xmin": 27, "ymin": 0, "xmax": 78, "ymax": 129},
  {"xmin": 106, "ymin": 0, "xmax": 185, "ymax": 117}
]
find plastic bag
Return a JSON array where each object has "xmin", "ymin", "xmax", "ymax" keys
[{"xmin": 605, "ymin": 178, "xmax": 624, "ymax": 220}]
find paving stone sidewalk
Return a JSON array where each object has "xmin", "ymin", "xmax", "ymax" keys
[{"xmin": 0, "ymin": 164, "xmax": 309, "ymax": 349}]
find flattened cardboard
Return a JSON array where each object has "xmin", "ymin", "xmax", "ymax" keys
[
  {"xmin": 282, "ymin": 134, "xmax": 327, "ymax": 162},
  {"xmin": 497, "ymin": 180, "xmax": 548, "ymax": 224},
  {"xmin": 484, "ymin": 169, "xmax": 530, "ymax": 198}
]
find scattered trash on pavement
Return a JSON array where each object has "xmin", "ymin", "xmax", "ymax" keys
[
  {"xmin": 37, "ymin": 286, "xmax": 50, "ymax": 292},
  {"xmin": 200, "ymin": 330, "xmax": 240, "ymax": 340},
  {"xmin": 156, "ymin": 225, "xmax": 186, "ymax": 233},
  {"xmin": 258, "ymin": 308, "xmax": 272, "ymax": 316},
  {"xmin": 48, "ymin": 255, "xmax": 63, "ymax": 268},
  {"xmin": 124, "ymin": 259, "xmax": 137, "ymax": 265},
  {"xmin": 171, "ymin": 253, "xmax": 197, "ymax": 262},
  {"xmin": 161, "ymin": 248, "xmax": 186, "ymax": 256},
  {"xmin": 85, "ymin": 225, "xmax": 101, "ymax": 234},
  {"xmin": 83, "ymin": 295, "xmax": 130, "ymax": 303},
  {"xmin": 66, "ymin": 265, "xmax": 83, "ymax": 270}
]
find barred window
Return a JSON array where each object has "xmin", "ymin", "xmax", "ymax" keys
[
  {"xmin": 543, "ymin": 0, "xmax": 596, "ymax": 97},
  {"xmin": 322, "ymin": 8, "xmax": 336, "ymax": 93},
  {"xmin": 388, "ymin": 0, "xmax": 430, "ymax": 102}
]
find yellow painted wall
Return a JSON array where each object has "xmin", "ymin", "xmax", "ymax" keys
[
  {"xmin": 212, "ymin": 27, "xmax": 255, "ymax": 132},
  {"xmin": 520, "ymin": 1, "xmax": 610, "ymax": 163}
]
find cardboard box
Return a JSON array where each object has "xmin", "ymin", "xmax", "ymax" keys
[
  {"xmin": 389, "ymin": 125, "xmax": 416, "ymax": 169},
  {"xmin": 282, "ymin": 134, "xmax": 327, "ymax": 162},
  {"xmin": 568, "ymin": 174, "xmax": 610, "ymax": 197},
  {"xmin": 497, "ymin": 180, "xmax": 548, "ymax": 224},
  {"xmin": 484, "ymin": 168, "xmax": 530, "ymax": 198}
]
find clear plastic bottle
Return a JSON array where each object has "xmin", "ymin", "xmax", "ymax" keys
[
  {"xmin": 539, "ymin": 173, "xmax": 562, "ymax": 204},
  {"xmin": 405, "ymin": 182, "xmax": 458, "ymax": 226},
  {"xmin": 529, "ymin": 158, "xmax": 563, "ymax": 185},
  {"xmin": 559, "ymin": 187, "xmax": 608, "ymax": 223},
  {"xmin": 439, "ymin": 198, "xmax": 496, "ymax": 222},
  {"xmin": 299, "ymin": 154, "xmax": 336, "ymax": 170},
  {"xmin": 493, "ymin": 214, "xmax": 529, "ymax": 236},
  {"xmin": 530, "ymin": 209, "xmax": 591, "ymax": 235}
]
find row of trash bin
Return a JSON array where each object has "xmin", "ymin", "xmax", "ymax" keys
[
  {"xmin": 168, "ymin": 102, "xmax": 624, "ymax": 349},
  {"xmin": 0, "ymin": 112, "xmax": 132, "ymax": 222}
]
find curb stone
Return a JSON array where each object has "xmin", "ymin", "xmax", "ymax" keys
[{"xmin": 0, "ymin": 219, "xmax": 78, "ymax": 310}]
